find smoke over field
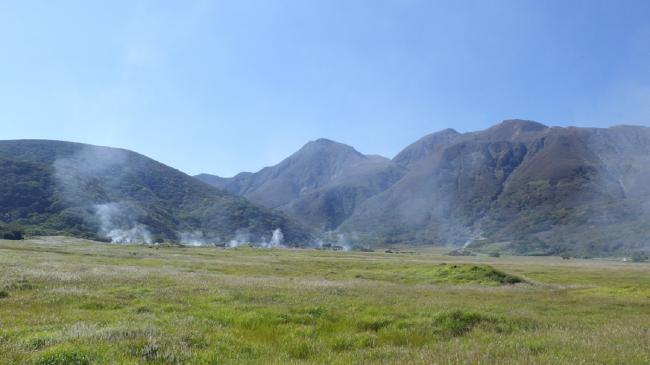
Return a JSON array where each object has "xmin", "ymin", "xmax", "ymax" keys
[
  {"xmin": 52, "ymin": 147, "xmax": 155, "ymax": 244},
  {"xmin": 94, "ymin": 203, "xmax": 152, "ymax": 244},
  {"xmin": 227, "ymin": 228, "xmax": 286, "ymax": 248}
]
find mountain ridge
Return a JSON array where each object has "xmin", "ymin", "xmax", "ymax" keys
[
  {"xmin": 198, "ymin": 120, "xmax": 650, "ymax": 255},
  {"xmin": 196, "ymin": 139, "xmax": 407, "ymax": 230}
]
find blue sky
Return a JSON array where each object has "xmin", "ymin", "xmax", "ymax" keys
[{"xmin": 2, "ymin": 1, "xmax": 650, "ymax": 176}]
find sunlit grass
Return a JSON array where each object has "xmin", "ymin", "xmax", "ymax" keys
[{"xmin": 0, "ymin": 237, "xmax": 649, "ymax": 364}]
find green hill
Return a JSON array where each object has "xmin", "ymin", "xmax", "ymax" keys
[{"xmin": 0, "ymin": 140, "xmax": 312, "ymax": 245}]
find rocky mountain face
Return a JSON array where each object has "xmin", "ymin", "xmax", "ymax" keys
[
  {"xmin": 200, "ymin": 121, "xmax": 650, "ymax": 255},
  {"xmin": 196, "ymin": 139, "xmax": 407, "ymax": 230},
  {"xmin": 0, "ymin": 140, "xmax": 312, "ymax": 245},
  {"xmin": 342, "ymin": 120, "xmax": 650, "ymax": 255}
]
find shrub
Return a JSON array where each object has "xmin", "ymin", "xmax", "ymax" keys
[
  {"xmin": 435, "ymin": 264, "xmax": 525, "ymax": 285},
  {"xmin": 446, "ymin": 249, "xmax": 475, "ymax": 256},
  {"xmin": 630, "ymin": 252, "xmax": 649, "ymax": 262},
  {"xmin": 433, "ymin": 310, "xmax": 493, "ymax": 337},
  {"xmin": 22, "ymin": 335, "xmax": 56, "ymax": 350},
  {"xmin": 0, "ymin": 225, "xmax": 24, "ymax": 240},
  {"xmin": 356, "ymin": 316, "xmax": 392, "ymax": 331},
  {"xmin": 34, "ymin": 347, "xmax": 91, "ymax": 365}
]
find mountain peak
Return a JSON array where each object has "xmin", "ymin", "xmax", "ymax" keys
[
  {"xmin": 494, "ymin": 119, "xmax": 547, "ymax": 131},
  {"xmin": 311, "ymin": 138, "xmax": 338, "ymax": 144},
  {"xmin": 297, "ymin": 138, "xmax": 364, "ymax": 158},
  {"xmin": 437, "ymin": 128, "xmax": 461, "ymax": 136},
  {"xmin": 303, "ymin": 138, "xmax": 351, "ymax": 149},
  {"xmin": 484, "ymin": 119, "xmax": 548, "ymax": 140},
  {"xmin": 393, "ymin": 128, "xmax": 461, "ymax": 167}
]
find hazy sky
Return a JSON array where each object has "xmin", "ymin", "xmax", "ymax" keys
[{"xmin": 2, "ymin": 1, "xmax": 650, "ymax": 176}]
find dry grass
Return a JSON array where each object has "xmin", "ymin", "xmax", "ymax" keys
[{"xmin": 0, "ymin": 237, "xmax": 649, "ymax": 364}]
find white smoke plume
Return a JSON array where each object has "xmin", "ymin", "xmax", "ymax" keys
[
  {"xmin": 179, "ymin": 231, "xmax": 222, "ymax": 246},
  {"xmin": 227, "ymin": 229, "xmax": 286, "ymax": 249},
  {"xmin": 227, "ymin": 231, "xmax": 250, "ymax": 248},
  {"xmin": 269, "ymin": 228, "xmax": 284, "ymax": 247},
  {"xmin": 462, "ymin": 229, "xmax": 486, "ymax": 248},
  {"xmin": 94, "ymin": 203, "xmax": 152, "ymax": 244},
  {"xmin": 336, "ymin": 233, "xmax": 351, "ymax": 251},
  {"xmin": 52, "ymin": 146, "xmax": 156, "ymax": 244}
]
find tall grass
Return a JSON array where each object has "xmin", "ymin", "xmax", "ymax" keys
[{"xmin": 0, "ymin": 237, "xmax": 648, "ymax": 364}]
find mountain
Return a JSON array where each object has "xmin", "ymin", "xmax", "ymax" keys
[
  {"xmin": 340, "ymin": 120, "xmax": 650, "ymax": 255},
  {"xmin": 196, "ymin": 139, "xmax": 406, "ymax": 230},
  {"xmin": 198, "ymin": 120, "xmax": 650, "ymax": 256},
  {"xmin": 392, "ymin": 128, "xmax": 461, "ymax": 167},
  {"xmin": 8, "ymin": 120, "xmax": 647, "ymax": 256},
  {"xmin": 0, "ymin": 140, "xmax": 312, "ymax": 245}
]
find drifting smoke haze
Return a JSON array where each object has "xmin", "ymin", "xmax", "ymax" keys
[
  {"xmin": 179, "ymin": 231, "xmax": 221, "ymax": 246},
  {"xmin": 228, "ymin": 228, "xmax": 286, "ymax": 248},
  {"xmin": 53, "ymin": 146, "xmax": 128, "ymax": 203},
  {"xmin": 335, "ymin": 233, "xmax": 351, "ymax": 251},
  {"xmin": 312, "ymin": 232, "xmax": 352, "ymax": 251},
  {"xmin": 53, "ymin": 146, "xmax": 155, "ymax": 244}
]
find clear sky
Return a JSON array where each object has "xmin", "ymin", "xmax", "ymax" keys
[{"xmin": 2, "ymin": 1, "xmax": 650, "ymax": 176}]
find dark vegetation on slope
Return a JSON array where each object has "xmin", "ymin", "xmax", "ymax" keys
[
  {"xmin": 0, "ymin": 223, "xmax": 24, "ymax": 240},
  {"xmin": 0, "ymin": 140, "xmax": 312, "ymax": 244}
]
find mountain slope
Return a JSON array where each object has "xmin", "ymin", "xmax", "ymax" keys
[
  {"xmin": 0, "ymin": 140, "xmax": 312, "ymax": 245},
  {"xmin": 339, "ymin": 120, "xmax": 650, "ymax": 255},
  {"xmin": 196, "ymin": 139, "xmax": 406, "ymax": 230}
]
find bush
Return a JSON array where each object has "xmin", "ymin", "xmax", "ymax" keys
[
  {"xmin": 34, "ymin": 347, "xmax": 91, "ymax": 365},
  {"xmin": 630, "ymin": 252, "xmax": 649, "ymax": 262},
  {"xmin": 356, "ymin": 316, "xmax": 392, "ymax": 331},
  {"xmin": 0, "ymin": 224, "xmax": 24, "ymax": 240},
  {"xmin": 433, "ymin": 310, "xmax": 493, "ymax": 337},
  {"xmin": 435, "ymin": 264, "xmax": 525, "ymax": 285},
  {"xmin": 446, "ymin": 249, "xmax": 475, "ymax": 256}
]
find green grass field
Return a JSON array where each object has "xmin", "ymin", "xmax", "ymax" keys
[{"xmin": 1, "ymin": 237, "xmax": 649, "ymax": 364}]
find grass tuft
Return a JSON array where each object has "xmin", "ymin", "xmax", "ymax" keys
[{"xmin": 33, "ymin": 347, "xmax": 92, "ymax": 365}]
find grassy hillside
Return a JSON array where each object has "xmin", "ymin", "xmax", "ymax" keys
[
  {"xmin": 1, "ymin": 238, "xmax": 648, "ymax": 364},
  {"xmin": 0, "ymin": 140, "xmax": 312, "ymax": 245}
]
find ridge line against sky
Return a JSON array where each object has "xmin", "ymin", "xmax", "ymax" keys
[{"xmin": 2, "ymin": 0, "xmax": 650, "ymax": 176}]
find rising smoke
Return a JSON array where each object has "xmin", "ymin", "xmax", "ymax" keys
[
  {"xmin": 51, "ymin": 146, "xmax": 304, "ymax": 247},
  {"xmin": 178, "ymin": 231, "xmax": 227, "ymax": 246},
  {"xmin": 94, "ymin": 203, "xmax": 152, "ymax": 244},
  {"xmin": 54, "ymin": 146, "xmax": 155, "ymax": 244},
  {"xmin": 228, "ymin": 228, "xmax": 285, "ymax": 248}
]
